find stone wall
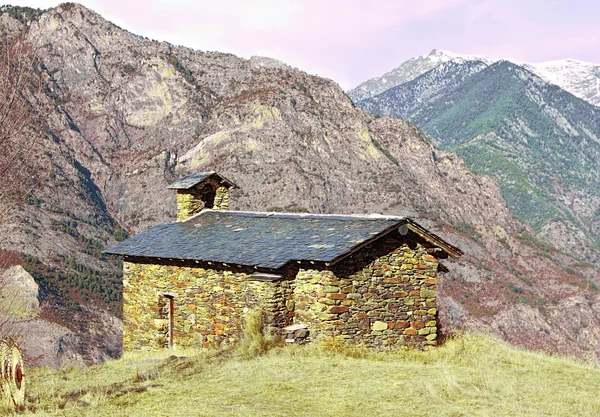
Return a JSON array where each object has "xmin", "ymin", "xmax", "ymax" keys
[
  {"xmin": 122, "ymin": 261, "xmax": 292, "ymax": 351},
  {"xmin": 176, "ymin": 192, "xmax": 200, "ymax": 221},
  {"xmin": 293, "ymin": 235, "xmax": 439, "ymax": 348},
  {"xmin": 212, "ymin": 186, "xmax": 230, "ymax": 210},
  {"xmin": 122, "ymin": 234, "xmax": 441, "ymax": 351}
]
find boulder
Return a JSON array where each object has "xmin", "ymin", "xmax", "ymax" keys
[{"xmin": 0, "ymin": 265, "xmax": 39, "ymax": 317}]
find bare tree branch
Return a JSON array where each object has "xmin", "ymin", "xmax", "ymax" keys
[{"xmin": 0, "ymin": 31, "xmax": 51, "ymax": 337}]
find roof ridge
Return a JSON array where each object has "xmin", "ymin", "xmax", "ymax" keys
[
  {"xmin": 104, "ymin": 210, "xmax": 462, "ymax": 268},
  {"xmin": 188, "ymin": 209, "xmax": 407, "ymax": 222},
  {"xmin": 167, "ymin": 172, "xmax": 238, "ymax": 190}
]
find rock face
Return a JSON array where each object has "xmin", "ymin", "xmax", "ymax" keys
[
  {"xmin": 0, "ymin": 4, "xmax": 597, "ymax": 362},
  {"xmin": 0, "ymin": 265, "xmax": 39, "ymax": 316},
  {"xmin": 0, "ymin": 264, "xmax": 121, "ymax": 367},
  {"xmin": 11, "ymin": 306, "xmax": 122, "ymax": 368}
]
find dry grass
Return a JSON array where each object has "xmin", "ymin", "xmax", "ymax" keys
[
  {"xmin": 236, "ymin": 308, "xmax": 280, "ymax": 359},
  {"xmin": 14, "ymin": 333, "xmax": 600, "ymax": 416}
]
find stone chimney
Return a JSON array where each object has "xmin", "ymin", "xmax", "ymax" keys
[{"xmin": 167, "ymin": 172, "xmax": 237, "ymax": 221}]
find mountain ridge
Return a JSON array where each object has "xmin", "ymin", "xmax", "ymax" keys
[
  {"xmin": 349, "ymin": 49, "xmax": 600, "ymax": 107},
  {"xmin": 0, "ymin": 3, "xmax": 599, "ymax": 364},
  {"xmin": 356, "ymin": 59, "xmax": 600, "ymax": 262}
]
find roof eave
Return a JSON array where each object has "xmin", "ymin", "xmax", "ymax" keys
[
  {"xmin": 328, "ymin": 218, "xmax": 463, "ymax": 265},
  {"xmin": 166, "ymin": 172, "xmax": 213, "ymax": 190},
  {"xmin": 405, "ymin": 221, "xmax": 463, "ymax": 258},
  {"xmin": 166, "ymin": 172, "xmax": 238, "ymax": 190}
]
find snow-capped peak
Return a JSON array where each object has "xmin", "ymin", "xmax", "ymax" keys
[
  {"xmin": 349, "ymin": 49, "xmax": 600, "ymax": 107},
  {"xmin": 423, "ymin": 49, "xmax": 495, "ymax": 65},
  {"xmin": 511, "ymin": 58, "xmax": 600, "ymax": 106},
  {"xmin": 347, "ymin": 48, "xmax": 493, "ymax": 102}
]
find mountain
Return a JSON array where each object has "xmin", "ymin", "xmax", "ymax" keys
[
  {"xmin": 0, "ymin": 4, "xmax": 599, "ymax": 364},
  {"xmin": 348, "ymin": 49, "xmax": 492, "ymax": 102},
  {"xmin": 524, "ymin": 59, "xmax": 600, "ymax": 107},
  {"xmin": 357, "ymin": 60, "xmax": 600, "ymax": 263},
  {"xmin": 349, "ymin": 49, "xmax": 600, "ymax": 108},
  {"xmin": 358, "ymin": 59, "xmax": 490, "ymax": 119}
]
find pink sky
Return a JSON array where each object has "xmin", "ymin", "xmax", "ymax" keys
[{"xmin": 9, "ymin": 0, "xmax": 600, "ymax": 89}]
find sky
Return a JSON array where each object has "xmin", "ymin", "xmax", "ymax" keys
[{"xmin": 6, "ymin": 0, "xmax": 600, "ymax": 89}]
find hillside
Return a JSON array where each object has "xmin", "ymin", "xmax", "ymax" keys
[
  {"xmin": 349, "ymin": 49, "xmax": 600, "ymax": 108},
  {"xmin": 0, "ymin": 3, "xmax": 598, "ymax": 364},
  {"xmin": 358, "ymin": 61, "xmax": 600, "ymax": 262},
  {"xmin": 17, "ymin": 334, "xmax": 600, "ymax": 416},
  {"xmin": 348, "ymin": 49, "xmax": 493, "ymax": 102}
]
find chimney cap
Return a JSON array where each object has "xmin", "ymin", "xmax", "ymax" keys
[{"xmin": 167, "ymin": 172, "xmax": 238, "ymax": 190}]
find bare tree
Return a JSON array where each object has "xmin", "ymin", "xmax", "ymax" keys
[
  {"xmin": 0, "ymin": 33, "xmax": 47, "ymax": 220},
  {"xmin": 0, "ymin": 32, "xmax": 49, "ymax": 336}
]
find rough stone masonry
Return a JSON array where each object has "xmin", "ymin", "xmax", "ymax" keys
[
  {"xmin": 122, "ymin": 233, "xmax": 441, "ymax": 350},
  {"xmin": 107, "ymin": 171, "xmax": 460, "ymax": 352}
]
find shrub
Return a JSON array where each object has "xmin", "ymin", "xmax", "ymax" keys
[
  {"xmin": 237, "ymin": 309, "xmax": 279, "ymax": 359},
  {"xmin": 452, "ymin": 222, "xmax": 479, "ymax": 241},
  {"xmin": 516, "ymin": 232, "xmax": 555, "ymax": 252},
  {"xmin": 371, "ymin": 137, "xmax": 399, "ymax": 166}
]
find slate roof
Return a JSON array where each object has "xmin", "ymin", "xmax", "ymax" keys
[
  {"xmin": 167, "ymin": 172, "xmax": 237, "ymax": 190},
  {"xmin": 104, "ymin": 211, "xmax": 417, "ymax": 269}
]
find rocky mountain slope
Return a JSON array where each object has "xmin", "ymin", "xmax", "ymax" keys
[
  {"xmin": 0, "ymin": 4, "xmax": 599, "ymax": 364},
  {"xmin": 348, "ymin": 49, "xmax": 492, "ymax": 102},
  {"xmin": 349, "ymin": 49, "xmax": 600, "ymax": 108},
  {"xmin": 357, "ymin": 60, "xmax": 600, "ymax": 265}
]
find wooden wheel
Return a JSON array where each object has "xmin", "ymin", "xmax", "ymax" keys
[
  {"xmin": 8, "ymin": 344, "xmax": 25, "ymax": 408},
  {"xmin": 0, "ymin": 341, "xmax": 11, "ymax": 409},
  {"xmin": 0, "ymin": 340, "xmax": 25, "ymax": 410}
]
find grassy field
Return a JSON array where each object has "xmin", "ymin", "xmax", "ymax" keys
[{"xmin": 14, "ymin": 333, "xmax": 600, "ymax": 416}]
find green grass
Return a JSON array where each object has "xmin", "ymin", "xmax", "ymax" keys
[{"xmin": 18, "ymin": 334, "xmax": 600, "ymax": 416}]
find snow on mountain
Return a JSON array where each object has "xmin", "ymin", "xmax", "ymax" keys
[
  {"xmin": 351, "ymin": 50, "xmax": 600, "ymax": 108},
  {"xmin": 359, "ymin": 59, "xmax": 490, "ymax": 120},
  {"xmin": 347, "ymin": 49, "xmax": 493, "ymax": 102},
  {"xmin": 420, "ymin": 49, "xmax": 493, "ymax": 63},
  {"xmin": 522, "ymin": 59, "xmax": 600, "ymax": 107}
]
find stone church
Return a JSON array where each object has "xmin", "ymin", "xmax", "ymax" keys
[{"xmin": 105, "ymin": 172, "xmax": 462, "ymax": 351}]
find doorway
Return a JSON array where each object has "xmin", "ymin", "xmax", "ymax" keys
[{"xmin": 158, "ymin": 292, "xmax": 177, "ymax": 349}]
